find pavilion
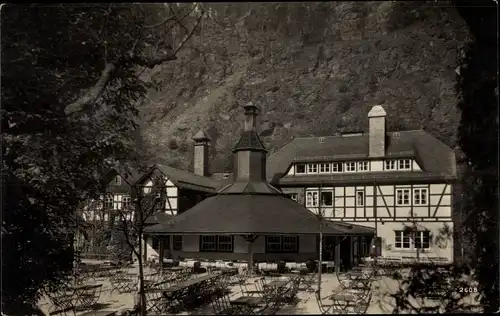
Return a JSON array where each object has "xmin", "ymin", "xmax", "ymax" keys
[{"xmin": 145, "ymin": 103, "xmax": 374, "ymax": 272}]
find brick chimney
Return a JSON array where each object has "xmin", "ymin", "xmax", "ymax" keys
[
  {"xmin": 368, "ymin": 105, "xmax": 387, "ymax": 158},
  {"xmin": 192, "ymin": 130, "xmax": 210, "ymax": 176}
]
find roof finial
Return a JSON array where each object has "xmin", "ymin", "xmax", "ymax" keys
[{"xmin": 192, "ymin": 130, "xmax": 211, "ymax": 143}]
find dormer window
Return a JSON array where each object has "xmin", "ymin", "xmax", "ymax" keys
[
  {"xmin": 385, "ymin": 160, "xmax": 397, "ymax": 171},
  {"xmin": 345, "ymin": 162, "xmax": 356, "ymax": 172},
  {"xmin": 332, "ymin": 163, "xmax": 343, "ymax": 172},
  {"xmin": 399, "ymin": 159, "xmax": 411, "ymax": 170},
  {"xmin": 319, "ymin": 163, "xmax": 331, "ymax": 173},
  {"xmin": 357, "ymin": 161, "xmax": 368, "ymax": 172},
  {"xmin": 295, "ymin": 164, "xmax": 306, "ymax": 174},
  {"xmin": 307, "ymin": 164, "xmax": 318, "ymax": 174},
  {"xmin": 114, "ymin": 176, "xmax": 122, "ymax": 185}
]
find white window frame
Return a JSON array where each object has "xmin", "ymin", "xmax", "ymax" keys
[
  {"xmin": 414, "ymin": 231, "xmax": 431, "ymax": 249},
  {"xmin": 320, "ymin": 190, "xmax": 334, "ymax": 207},
  {"xmin": 413, "ymin": 188, "xmax": 428, "ymax": 205},
  {"xmin": 114, "ymin": 176, "xmax": 122, "ymax": 185},
  {"xmin": 357, "ymin": 161, "xmax": 369, "ymax": 172},
  {"xmin": 385, "ymin": 160, "xmax": 397, "ymax": 171},
  {"xmin": 396, "ymin": 188, "xmax": 411, "ymax": 205},
  {"xmin": 356, "ymin": 190, "xmax": 365, "ymax": 206},
  {"xmin": 295, "ymin": 163, "xmax": 306, "ymax": 174},
  {"xmin": 394, "ymin": 230, "xmax": 411, "ymax": 249},
  {"xmin": 345, "ymin": 162, "xmax": 357, "ymax": 172},
  {"xmin": 307, "ymin": 164, "xmax": 318, "ymax": 174},
  {"xmin": 398, "ymin": 159, "xmax": 411, "ymax": 170},
  {"xmin": 104, "ymin": 196, "xmax": 113, "ymax": 210},
  {"xmin": 122, "ymin": 195, "xmax": 132, "ymax": 209},
  {"xmin": 306, "ymin": 190, "xmax": 319, "ymax": 207},
  {"xmin": 319, "ymin": 163, "xmax": 331, "ymax": 173},
  {"xmin": 332, "ymin": 163, "xmax": 343, "ymax": 172}
]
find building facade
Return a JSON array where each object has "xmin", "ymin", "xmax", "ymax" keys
[{"xmin": 267, "ymin": 105, "xmax": 457, "ymax": 264}]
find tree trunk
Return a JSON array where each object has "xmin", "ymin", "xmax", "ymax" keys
[{"xmin": 136, "ymin": 233, "xmax": 147, "ymax": 316}]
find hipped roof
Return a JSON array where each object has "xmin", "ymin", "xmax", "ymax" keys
[{"xmin": 144, "ymin": 194, "xmax": 374, "ymax": 236}]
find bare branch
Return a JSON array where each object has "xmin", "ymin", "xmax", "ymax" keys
[
  {"xmin": 64, "ymin": 63, "xmax": 116, "ymax": 116},
  {"xmin": 174, "ymin": 9, "xmax": 204, "ymax": 54},
  {"xmin": 145, "ymin": 15, "xmax": 177, "ymax": 29}
]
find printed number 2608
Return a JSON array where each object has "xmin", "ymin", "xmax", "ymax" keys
[{"xmin": 459, "ymin": 287, "xmax": 478, "ymax": 293}]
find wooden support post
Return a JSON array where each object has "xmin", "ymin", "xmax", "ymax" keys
[
  {"xmin": 242, "ymin": 235, "xmax": 258, "ymax": 275},
  {"xmin": 143, "ymin": 235, "xmax": 148, "ymax": 262},
  {"xmin": 335, "ymin": 237, "xmax": 341, "ymax": 275},
  {"xmin": 159, "ymin": 239, "xmax": 164, "ymax": 265}
]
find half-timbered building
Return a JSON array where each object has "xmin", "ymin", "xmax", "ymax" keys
[
  {"xmin": 145, "ymin": 103, "xmax": 374, "ymax": 267},
  {"xmin": 137, "ymin": 131, "xmax": 225, "ymax": 262},
  {"xmin": 267, "ymin": 105, "xmax": 457, "ymax": 265}
]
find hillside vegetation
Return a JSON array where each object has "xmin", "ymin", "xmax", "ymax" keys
[{"xmin": 138, "ymin": 2, "xmax": 471, "ymax": 172}]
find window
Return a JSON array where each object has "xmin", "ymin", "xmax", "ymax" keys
[
  {"xmin": 287, "ymin": 193, "xmax": 298, "ymax": 202},
  {"xmin": 307, "ymin": 164, "xmax": 318, "ymax": 174},
  {"xmin": 122, "ymin": 195, "xmax": 132, "ymax": 209},
  {"xmin": 356, "ymin": 190, "xmax": 365, "ymax": 206},
  {"xmin": 266, "ymin": 236, "xmax": 282, "ymax": 253},
  {"xmin": 394, "ymin": 231, "xmax": 411, "ymax": 249},
  {"xmin": 152, "ymin": 237, "xmax": 160, "ymax": 250},
  {"xmin": 345, "ymin": 162, "xmax": 357, "ymax": 172},
  {"xmin": 396, "ymin": 189, "xmax": 411, "ymax": 205},
  {"xmin": 332, "ymin": 163, "xmax": 343, "ymax": 172},
  {"xmin": 114, "ymin": 176, "xmax": 122, "ymax": 185},
  {"xmin": 357, "ymin": 161, "xmax": 369, "ymax": 172},
  {"xmin": 413, "ymin": 188, "xmax": 428, "ymax": 205},
  {"xmin": 320, "ymin": 190, "xmax": 334, "ymax": 206},
  {"xmin": 385, "ymin": 160, "xmax": 397, "ymax": 170},
  {"xmin": 200, "ymin": 235, "xmax": 216, "ymax": 251},
  {"xmin": 104, "ymin": 196, "xmax": 113, "ymax": 210},
  {"xmin": 306, "ymin": 191, "xmax": 319, "ymax": 207},
  {"xmin": 414, "ymin": 231, "xmax": 431, "ymax": 249},
  {"xmin": 295, "ymin": 164, "xmax": 306, "ymax": 174},
  {"xmin": 173, "ymin": 235, "xmax": 182, "ymax": 251},
  {"xmin": 217, "ymin": 236, "xmax": 233, "ymax": 252},
  {"xmin": 199, "ymin": 235, "xmax": 233, "ymax": 252},
  {"xmin": 319, "ymin": 163, "xmax": 331, "ymax": 173},
  {"xmin": 399, "ymin": 159, "xmax": 411, "ymax": 170},
  {"xmin": 266, "ymin": 236, "xmax": 299, "ymax": 253}
]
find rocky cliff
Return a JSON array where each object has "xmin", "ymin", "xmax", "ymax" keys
[{"xmin": 137, "ymin": 2, "xmax": 471, "ymax": 173}]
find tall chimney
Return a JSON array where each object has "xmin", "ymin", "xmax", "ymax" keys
[
  {"xmin": 368, "ymin": 105, "xmax": 387, "ymax": 158},
  {"xmin": 192, "ymin": 130, "xmax": 211, "ymax": 176},
  {"xmin": 243, "ymin": 102, "xmax": 259, "ymax": 131}
]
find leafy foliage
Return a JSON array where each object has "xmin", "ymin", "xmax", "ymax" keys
[
  {"xmin": 391, "ymin": 0, "xmax": 498, "ymax": 313},
  {"xmin": 1, "ymin": 4, "xmax": 203, "ymax": 313},
  {"xmin": 454, "ymin": 0, "xmax": 498, "ymax": 311}
]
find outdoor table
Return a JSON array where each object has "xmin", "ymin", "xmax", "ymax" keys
[
  {"xmin": 230, "ymin": 296, "xmax": 265, "ymax": 314},
  {"xmin": 265, "ymin": 280, "xmax": 288, "ymax": 288},
  {"xmin": 79, "ymin": 311, "xmax": 116, "ymax": 316},
  {"xmin": 163, "ymin": 273, "xmax": 220, "ymax": 311},
  {"xmin": 164, "ymin": 266, "xmax": 185, "ymax": 272},
  {"xmin": 145, "ymin": 288, "xmax": 167, "ymax": 314},
  {"xmin": 111, "ymin": 277, "xmax": 136, "ymax": 293},
  {"xmin": 67, "ymin": 283, "xmax": 102, "ymax": 311},
  {"xmin": 329, "ymin": 293, "xmax": 357, "ymax": 313}
]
